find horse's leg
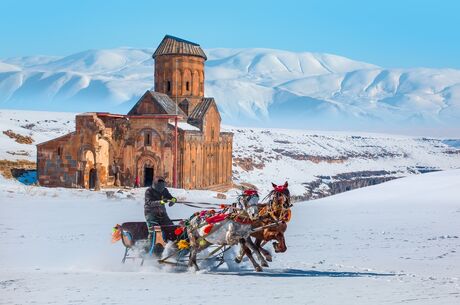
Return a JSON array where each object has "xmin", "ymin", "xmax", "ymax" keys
[
  {"xmin": 239, "ymin": 239, "xmax": 262, "ymax": 272},
  {"xmin": 247, "ymin": 237, "xmax": 269, "ymax": 267},
  {"xmin": 189, "ymin": 248, "xmax": 199, "ymax": 271},
  {"xmin": 187, "ymin": 228, "xmax": 200, "ymax": 271},
  {"xmin": 256, "ymin": 238, "xmax": 272, "ymax": 262},
  {"xmin": 234, "ymin": 241, "xmax": 246, "ymax": 264}
]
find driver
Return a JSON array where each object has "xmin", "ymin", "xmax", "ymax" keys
[{"xmin": 144, "ymin": 177, "xmax": 177, "ymax": 242}]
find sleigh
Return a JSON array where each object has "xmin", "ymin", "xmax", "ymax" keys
[
  {"xmin": 113, "ymin": 222, "xmax": 178, "ymax": 264},
  {"xmin": 112, "ymin": 221, "xmax": 233, "ymax": 269}
]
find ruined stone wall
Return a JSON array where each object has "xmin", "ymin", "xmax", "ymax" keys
[
  {"xmin": 38, "ymin": 113, "xmax": 114, "ymax": 188},
  {"xmin": 37, "ymin": 132, "xmax": 79, "ymax": 187}
]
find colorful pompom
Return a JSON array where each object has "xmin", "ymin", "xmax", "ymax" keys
[
  {"xmin": 203, "ymin": 224, "xmax": 214, "ymax": 234},
  {"xmin": 174, "ymin": 227, "xmax": 184, "ymax": 236},
  {"xmin": 198, "ymin": 238, "xmax": 207, "ymax": 247},
  {"xmin": 177, "ymin": 239, "xmax": 190, "ymax": 250}
]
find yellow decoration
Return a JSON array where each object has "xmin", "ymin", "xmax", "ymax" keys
[
  {"xmin": 177, "ymin": 239, "xmax": 190, "ymax": 250},
  {"xmin": 198, "ymin": 238, "xmax": 207, "ymax": 247}
]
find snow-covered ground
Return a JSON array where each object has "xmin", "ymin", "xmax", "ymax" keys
[
  {"xmin": 1, "ymin": 109, "xmax": 459, "ymax": 197},
  {"xmin": 1, "ymin": 48, "xmax": 460, "ymax": 136},
  {"xmin": 0, "ymin": 109, "xmax": 74, "ymax": 160},
  {"xmin": 1, "ymin": 169, "xmax": 459, "ymax": 304}
]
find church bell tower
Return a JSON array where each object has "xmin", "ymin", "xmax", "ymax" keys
[{"xmin": 152, "ymin": 35, "xmax": 207, "ymax": 115}]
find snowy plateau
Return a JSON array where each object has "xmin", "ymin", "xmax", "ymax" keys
[
  {"xmin": 1, "ymin": 165, "xmax": 459, "ymax": 304},
  {"xmin": 1, "ymin": 47, "xmax": 460, "ymax": 136}
]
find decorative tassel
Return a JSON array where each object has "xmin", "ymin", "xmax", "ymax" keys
[
  {"xmin": 111, "ymin": 225, "xmax": 121, "ymax": 243},
  {"xmin": 203, "ymin": 224, "xmax": 214, "ymax": 234},
  {"xmin": 198, "ymin": 238, "xmax": 207, "ymax": 247},
  {"xmin": 177, "ymin": 239, "xmax": 190, "ymax": 250},
  {"xmin": 174, "ymin": 227, "xmax": 184, "ymax": 236}
]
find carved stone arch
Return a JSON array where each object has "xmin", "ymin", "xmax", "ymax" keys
[
  {"xmin": 139, "ymin": 128, "xmax": 162, "ymax": 141},
  {"xmin": 138, "ymin": 128, "xmax": 163, "ymax": 149},
  {"xmin": 136, "ymin": 152, "xmax": 161, "ymax": 187},
  {"xmin": 199, "ymin": 70, "xmax": 204, "ymax": 95},
  {"xmin": 192, "ymin": 70, "xmax": 200, "ymax": 96},
  {"xmin": 78, "ymin": 144, "xmax": 96, "ymax": 164},
  {"xmin": 77, "ymin": 144, "xmax": 97, "ymax": 189},
  {"xmin": 95, "ymin": 136, "xmax": 111, "ymax": 186},
  {"xmin": 172, "ymin": 69, "xmax": 181, "ymax": 96},
  {"xmin": 182, "ymin": 68, "xmax": 192, "ymax": 94}
]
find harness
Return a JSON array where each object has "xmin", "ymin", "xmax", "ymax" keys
[{"xmin": 259, "ymin": 190, "xmax": 292, "ymax": 223}]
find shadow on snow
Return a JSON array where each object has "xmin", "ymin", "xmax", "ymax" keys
[{"xmin": 208, "ymin": 268, "xmax": 398, "ymax": 278}]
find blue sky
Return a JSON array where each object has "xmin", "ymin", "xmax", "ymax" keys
[{"xmin": 1, "ymin": 0, "xmax": 459, "ymax": 68}]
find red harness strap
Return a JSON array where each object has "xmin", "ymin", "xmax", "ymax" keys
[{"xmin": 205, "ymin": 213, "xmax": 229, "ymax": 224}]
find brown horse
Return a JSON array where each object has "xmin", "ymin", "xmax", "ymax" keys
[{"xmin": 235, "ymin": 182, "xmax": 291, "ymax": 267}]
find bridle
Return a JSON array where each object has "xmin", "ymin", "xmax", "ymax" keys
[{"xmin": 261, "ymin": 188, "xmax": 292, "ymax": 223}]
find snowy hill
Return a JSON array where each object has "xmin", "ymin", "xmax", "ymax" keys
[
  {"xmin": 1, "ymin": 168, "xmax": 459, "ymax": 304},
  {"xmin": 1, "ymin": 109, "xmax": 459, "ymax": 198},
  {"xmin": 1, "ymin": 47, "xmax": 459, "ymax": 136}
]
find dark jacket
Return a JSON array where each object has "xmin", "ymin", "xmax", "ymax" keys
[{"xmin": 144, "ymin": 186, "xmax": 173, "ymax": 217}]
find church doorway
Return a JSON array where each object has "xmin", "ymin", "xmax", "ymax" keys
[
  {"xmin": 89, "ymin": 168, "xmax": 97, "ymax": 189},
  {"xmin": 144, "ymin": 167, "xmax": 154, "ymax": 187}
]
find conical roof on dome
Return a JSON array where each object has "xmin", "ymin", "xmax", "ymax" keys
[{"xmin": 152, "ymin": 35, "xmax": 207, "ymax": 60}]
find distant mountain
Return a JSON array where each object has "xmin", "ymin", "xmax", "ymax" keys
[{"xmin": 1, "ymin": 47, "xmax": 459, "ymax": 136}]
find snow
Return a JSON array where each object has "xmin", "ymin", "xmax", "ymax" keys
[
  {"xmin": 0, "ymin": 109, "xmax": 74, "ymax": 161},
  {"xmin": 168, "ymin": 121, "xmax": 200, "ymax": 131},
  {"xmin": 1, "ymin": 167, "xmax": 459, "ymax": 304},
  {"xmin": 1, "ymin": 48, "xmax": 460, "ymax": 136},
  {"xmin": 1, "ymin": 109, "xmax": 459, "ymax": 198}
]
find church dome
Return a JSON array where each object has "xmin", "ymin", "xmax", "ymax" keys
[{"xmin": 152, "ymin": 35, "xmax": 207, "ymax": 60}]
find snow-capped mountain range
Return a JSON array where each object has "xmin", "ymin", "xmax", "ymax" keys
[{"xmin": 1, "ymin": 47, "xmax": 460, "ymax": 136}]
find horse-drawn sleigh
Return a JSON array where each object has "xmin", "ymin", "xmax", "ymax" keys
[{"xmin": 112, "ymin": 182, "xmax": 292, "ymax": 272}]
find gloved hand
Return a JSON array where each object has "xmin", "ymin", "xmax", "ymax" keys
[{"xmin": 168, "ymin": 197, "xmax": 177, "ymax": 207}]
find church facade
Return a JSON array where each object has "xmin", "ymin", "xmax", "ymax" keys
[{"xmin": 37, "ymin": 35, "xmax": 233, "ymax": 190}]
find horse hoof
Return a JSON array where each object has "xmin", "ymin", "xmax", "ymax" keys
[
  {"xmin": 234, "ymin": 257, "xmax": 242, "ymax": 264},
  {"xmin": 262, "ymin": 261, "xmax": 269, "ymax": 267},
  {"xmin": 255, "ymin": 266, "xmax": 263, "ymax": 272}
]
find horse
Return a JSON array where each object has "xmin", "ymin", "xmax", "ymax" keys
[
  {"xmin": 235, "ymin": 181, "xmax": 292, "ymax": 267},
  {"xmin": 186, "ymin": 197, "xmax": 264, "ymax": 271}
]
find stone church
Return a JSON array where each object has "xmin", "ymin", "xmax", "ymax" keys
[{"xmin": 37, "ymin": 35, "xmax": 233, "ymax": 190}]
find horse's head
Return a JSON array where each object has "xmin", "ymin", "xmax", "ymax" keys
[
  {"xmin": 260, "ymin": 181, "xmax": 292, "ymax": 223},
  {"xmin": 273, "ymin": 230, "xmax": 287, "ymax": 253},
  {"xmin": 271, "ymin": 181, "xmax": 291, "ymax": 209}
]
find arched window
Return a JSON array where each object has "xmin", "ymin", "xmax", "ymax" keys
[
  {"xmin": 186, "ymin": 81, "xmax": 190, "ymax": 91},
  {"xmin": 167, "ymin": 81, "xmax": 171, "ymax": 92},
  {"xmin": 145, "ymin": 133, "xmax": 151, "ymax": 146}
]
